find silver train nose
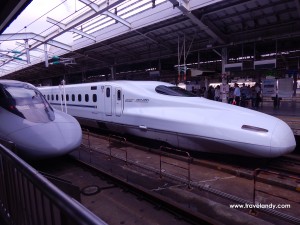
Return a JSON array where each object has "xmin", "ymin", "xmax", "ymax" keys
[
  {"xmin": 270, "ymin": 120, "xmax": 296, "ymax": 157},
  {"xmin": 8, "ymin": 120, "xmax": 82, "ymax": 159}
]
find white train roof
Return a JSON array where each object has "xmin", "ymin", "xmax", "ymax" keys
[{"xmin": 39, "ymin": 80, "xmax": 175, "ymax": 90}]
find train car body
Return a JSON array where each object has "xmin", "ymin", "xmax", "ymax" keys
[
  {"xmin": 39, "ymin": 81, "xmax": 296, "ymax": 158},
  {"xmin": 0, "ymin": 80, "xmax": 82, "ymax": 160}
]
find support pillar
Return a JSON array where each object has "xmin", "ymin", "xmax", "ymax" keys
[
  {"xmin": 111, "ymin": 65, "xmax": 116, "ymax": 80},
  {"xmin": 221, "ymin": 47, "xmax": 229, "ymax": 103},
  {"xmin": 82, "ymin": 70, "xmax": 86, "ymax": 83},
  {"xmin": 44, "ymin": 44, "xmax": 48, "ymax": 68},
  {"xmin": 25, "ymin": 39, "xmax": 30, "ymax": 64},
  {"xmin": 197, "ymin": 51, "xmax": 200, "ymax": 69},
  {"xmin": 221, "ymin": 47, "xmax": 227, "ymax": 74}
]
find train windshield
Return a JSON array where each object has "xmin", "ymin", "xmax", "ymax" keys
[
  {"xmin": 155, "ymin": 85, "xmax": 196, "ymax": 97},
  {"xmin": 0, "ymin": 83, "xmax": 55, "ymax": 123}
]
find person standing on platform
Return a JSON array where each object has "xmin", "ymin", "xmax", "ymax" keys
[
  {"xmin": 255, "ymin": 82, "xmax": 261, "ymax": 108},
  {"xmin": 207, "ymin": 86, "xmax": 215, "ymax": 100},
  {"xmin": 240, "ymin": 83, "xmax": 247, "ymax": 107},
  {"xmin": 228, "ymin": 87, "xmax": 234, "ymax": 104},
  {"xmin": 214, "ymin": 85, "xmax": 221, "ymax": 101},
  {"xmin": 251, "ymin": 86, "xmax": 256, "ymax": 108},
  {"xmin": 233, "ymin": 83, "xmax": 241, "ymax": 106}
]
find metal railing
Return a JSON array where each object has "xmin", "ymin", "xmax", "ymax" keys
[
  {"xmin": 0, "ymin": 144, "xmax": 107, "ymax": 225},
  {"xmin": 108, "ymin": 134, "xmax": 128, "ymax": 165},
  {"xmin": 81, "ymin": 128, "xmax": 94, "ymax": 163},
  {"xmin": 251, "ymin": 168, "xmax": 300, "ymax": 222},
  {"xmin": 253, "ymin": 168, "xmax": 300, "ymax": 204},
  {"xmin": 159, "ymin": 146, "xmax": 192, "ymax": 188},
  {"xmin": 81, "ymin": 128, "xmax": 91, "ymax": 149}
]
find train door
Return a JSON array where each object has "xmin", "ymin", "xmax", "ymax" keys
[
  {"xmin": 115, "ymin": 87, "xmax": 122, "ymax": 116},
  {"xmin": 104, "ymin": 85, "xmax": 112, "ymax": 116}
]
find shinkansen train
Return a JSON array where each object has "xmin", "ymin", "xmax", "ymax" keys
[
  {"xmin": 0, "ymin": 80, "xmax": 82, "ymax": 160},
  {"xmin": 39, "ymin": 80, "xmax": 296, "ymax": 158}
]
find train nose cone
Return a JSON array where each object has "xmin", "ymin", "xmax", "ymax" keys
[
  {"xmin": 270, "ymin": 120, "xmax": 296, "ymax": 157},
  {"xmin": 8, "ymin": 121, "xmax": 82, "ymax": 159}
]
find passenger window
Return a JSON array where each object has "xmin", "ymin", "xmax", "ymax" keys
[
  {"xmin": 78, "ymin": 94, "xmax": 81, "ymax": 102},
  {"xmin": 56, "ymin": 94, "xmax": 58, "ymax": 101},
  {"xmin": 106, "ymin": 88, "xmax": 110, "ymax": 97},
  {"xmin": 66, "ymin": 94, "xmax": 69, "ymax": 101},
  {"xmin": 85, "ymin": 94, "xmax": 89, "ymax": 102},
  {"xmin": 72, "ymin": 94, "xmax": 75, "ymax": 101},
  {"xmin": 117, "ymin": 90, "xmax": 121, "ymax": 100},
  {"xmin": 51, "ymin": 95, "xmax": 54, "ymax": 101},
  {"xmin": 93, "ymin": 94, "xmax": 97, "ymax": 102},
  {"xmin": 61, "ymin": 95, "xmax": 64, "ymax": 101}
]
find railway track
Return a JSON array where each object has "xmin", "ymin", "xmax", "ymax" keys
[
  {"xmin": 25, "ymin": 128, "xmax": 300, "ymax": 225},
  {"xmin": 62, "ymin": 129, "xmax": 300, "ymax": 225},
  {"xmin": 31, "ymin": 155, "xmax": 214, "ymax": 225},
  {"xmin": 267, "ymin": 154, "xmax": 300, "ymax": 176},
  {"xmin": 82, "ymin": 129, "xmax": 300, "ymax": 188}
]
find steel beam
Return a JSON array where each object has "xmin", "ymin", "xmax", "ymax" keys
[
  {"xmin": 102, "ymin": 11, "xmax": 131, "ymax": 28},
  {"xmin": 80, "ymin": 0, "xmax": 131, "ymax": 28},
  {"xmin": 0, "ymin": 33, "xmax": 71, "ymax": 68},
  {"xmin": 0, "ymin": 33, "xmax": 72, "ymax": 51},
  {"xmin": 168, "ymin": 0, "xmax": 225, "ymax": 44},
  {"xmin": 27, "ymin": 0, "xmax": 126, "ymax": 51},
  {"xmin": 63, "ymin": 0, "xmax": 126, "ymax": 32},
  {"xmin": 47, "ymin": 17, "xmax": 96, "ymax": 41}
]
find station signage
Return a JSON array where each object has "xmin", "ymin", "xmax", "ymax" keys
[{"xmin": 262, "ymin": 79, "xmax": 276, "ymax": 97}]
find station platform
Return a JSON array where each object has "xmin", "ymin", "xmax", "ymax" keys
[
  {"xmin": 259, "ymin": 97, "xmax": 300, "ymax": 117},
  {"xmin": 251, "ymin": 97, "xmax": 300, "ymax": 136}
]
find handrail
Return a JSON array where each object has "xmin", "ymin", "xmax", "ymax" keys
[
  {"xmin": 108, "ymin": 134, "xmax": 128, "ymax": 165},
  {"xmin": 0, "ymin": 144, "xmax": 107, "ymax": 225},
  {"xmin": 252, "ymin": 168, "xmax": 300, "ymax": 215},
  {"xmin": 81, "ymin": 128, "xmax": 92, "ymax": 162},
  {"xmin": 0, "ymin": 138, "xmax": 17, "ymax": 154},
  {"xmin": 81, "ymin": 128, "xmax": 91, "ymax": 148},
  {"xmin": 159, "ymin": 146, "xmax": 192, "ymax": 188}
]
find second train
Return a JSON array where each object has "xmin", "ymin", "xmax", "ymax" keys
[{"xmin": 39, "ymin": 81, "xmax": 296, "ymax": 158}]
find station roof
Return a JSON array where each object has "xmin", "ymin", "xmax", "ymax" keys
[
  {"xmin": 0, "ymin": 0, "xmax": 32, "ymax": 34},
  {"xmin": 1, "ymin": 0, "xmax": 300, "ymax": 82}
]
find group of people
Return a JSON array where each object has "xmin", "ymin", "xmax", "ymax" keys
[
  {"xmin": 232, "ymin": 82, "xmax": 262, "ymax": 108},
  {"xmin": 198, "ymin": 82, "xmax": 262, "ymax": 108}
]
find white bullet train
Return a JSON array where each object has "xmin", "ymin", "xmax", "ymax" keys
[
  {"xmin": 0, "ymin": 80, "xmax": 82, "ymax": 160},
  {"xmin": 39, "ymin": 81, "xmax": 296, "ymax": 158}
]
